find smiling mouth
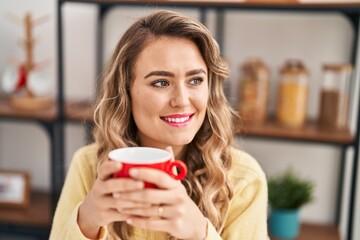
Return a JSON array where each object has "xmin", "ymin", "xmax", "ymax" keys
[{"xmin": 160, "ymin": 114, "xmax": 194, "ymax": 124}]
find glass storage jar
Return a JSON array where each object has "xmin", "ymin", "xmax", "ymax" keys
[
  {"xmin": 238, "ymin": 58, "xmax": 270, "ymax": 123},
  {"xmin": 276, "ymin": 59, "xmax": 309, "ymax": 128},
  {"xmin": 318, "ymin": 63, "xmax": 352, "ymax": 130}
]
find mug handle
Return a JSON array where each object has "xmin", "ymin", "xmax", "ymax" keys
[{"xmin": 167, "ymin": 160, "xmax": 188, "ymax": 180}]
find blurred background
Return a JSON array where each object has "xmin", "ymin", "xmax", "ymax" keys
[{"xmin": 0, "ymin": 0, "xmax": 360, "ymax": 239}]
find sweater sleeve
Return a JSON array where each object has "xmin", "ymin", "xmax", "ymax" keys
[
  {"xmin": 220, "ymin": 150, "xmax": 269, "ymax": 240},
  {"xmin": 49, "ymin": 146, "xmax": 106, "ymax": 240}
]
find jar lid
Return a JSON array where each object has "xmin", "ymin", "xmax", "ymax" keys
[
  {"xmin": 323, "ymin": 63, "xmax": 352, "ymax": 72},
  {"xmin": 241, "ymin": 57, "xmax": 269, "ymax": 74},
  {"xmin": 280, "ymin": 59, "xmax": 309, "ymax": 75}
]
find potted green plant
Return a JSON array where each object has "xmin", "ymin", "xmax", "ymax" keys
[{"xmin": 268, "ymin": 169, "xmax": 314, "ymax": 239}]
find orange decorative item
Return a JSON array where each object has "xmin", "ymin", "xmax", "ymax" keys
[
  {"xmin": 276, "ymin": 59, "xmax": 309, "ymax": 128},
  {"xmin": 318, "ymin": 64, "xmax": 352, "ymax": 130},
  {"xmin": 238, "ymin": 58, "xmax": 270, "ymax": 124}
]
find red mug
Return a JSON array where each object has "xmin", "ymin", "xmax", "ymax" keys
[{"xmin": 109, "ymin": 147, "xmax": 188, "ymax": 188}]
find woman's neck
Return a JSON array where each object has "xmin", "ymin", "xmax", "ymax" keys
[
  {"xmin": 137, "ymin": 137, "xmax": 187, "ymax": 160},
  {"xmin": 171, "ymin": 145, "xmax": 187, "ymax": 160}
]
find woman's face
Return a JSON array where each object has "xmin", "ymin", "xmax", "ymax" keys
[{"xmin": 130, "ymin": 36, "xmax": 208, "ymax": 152}]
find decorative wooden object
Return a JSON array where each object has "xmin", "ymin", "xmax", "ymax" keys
[{"xmin": 5, "ymin": 12, "xmax": 52, "ymax": 111}]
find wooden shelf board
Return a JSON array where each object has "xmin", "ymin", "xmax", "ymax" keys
[
  {"xmin": 68, "ymin": 0, "xmax": 360, "ymax": 8},
  {"xmin": 0, "ymin": 191, "xmax": 51, "ymax": 227},
  {"xmin": 65, "ymin": 100, "xmax": 94, "ymax": 122},
  {"xmin": 0, "ymin": 98, "xmax": 56, "ymax": 121},
  {"xmin": 0, "ymin": 98, "xmax": 94, "ymax": 122},
  {"xmin": 239, "ymin": 120, "xmax": 354, "ymax": 145},
  {"xmin": 2, "ymin": 97, "xmax": 352, "ymax": 145},
  {"xmin": 299, "ymin": 222, "xmax": 340, "ymax": 240},
  {"xmin": 271, "ymin": 222, "xmax": 340, "ymax": 240}
]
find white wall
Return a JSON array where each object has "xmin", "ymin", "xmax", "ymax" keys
[{"xmin": 0, "ymin": 1, "xmax": 359, "ymax": 239}]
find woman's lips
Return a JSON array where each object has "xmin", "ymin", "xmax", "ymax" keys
[{"xmin": 160, "ymin": 113, "xmax": 194, "ymax": 127}]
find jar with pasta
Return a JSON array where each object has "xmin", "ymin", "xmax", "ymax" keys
[
  {"xmin": 276, "ymin": 60, "xmax": 309, "ymax": 128},
  {"xmin": 238, "ymin": 58, "xmax": 270, "ymax": 124},
  {"xmin": 318, "ymin": 63, "xmax": 352, "ymax": 130}
]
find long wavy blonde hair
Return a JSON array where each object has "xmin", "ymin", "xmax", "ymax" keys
[{"xmin": 93, "ymin": 10, "xmax": 238, "ymax": 239}]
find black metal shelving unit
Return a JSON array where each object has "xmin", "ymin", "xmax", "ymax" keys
[
  {"xmin": 0, "ymin": 114, "xmax": 56, "ymax": 239},
  {"xmin": 1, "ymin": 1, "xmax": 359, "ymax": 239}
]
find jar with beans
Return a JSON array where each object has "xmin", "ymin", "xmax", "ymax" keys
[
  {"xmin": 318, "ymin": 64, "xmax": 352, "ymax": 130},
  {"xmin": 238, "ymin": 58, "xmax": 270, "ymax": 124},
  {"xmin": 276, "ymin": 60, "xmax": 309, "ymax": 128}
]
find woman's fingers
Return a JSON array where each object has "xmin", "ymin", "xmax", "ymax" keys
[
  {"xmin": 97, "ymin": 160, "xmax": 145, "ymax": 195},
  {"xmin": 112, "ymin": 197, "xmax": 152, "ymax": 210},
  {"xmin": 100, "ymin": 178, "xmax": 144, "ymax": 195},
  {"xmin": 106, "ymin": 208, "xmax": 132, "ymax": 223},
  {"xmin": 122, "ymin": 204, "xmax": 182, "ymax": 219},
  {"xmin": 129, "ymin": 168, "xmax": 178, "ymax": 189},
  {"xmin": 126, "ymin": 217, "xmax": 169, "ymax": 233},
  {"xmin": 98, "ymin": 160, "xmax": 122, "ymax": 181},
  {"xmin": 115, "ymin": 188, "xmax": 185, "ymax": 206},
  {"xmin": 122, "ymin": 205, "xmax": 166, "ymax": 218},
  {"xmin": 95, "ymin": 178, "xmax": 144, "ymax": 196}
]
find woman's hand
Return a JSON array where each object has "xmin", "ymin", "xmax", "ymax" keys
[
  {"xmin": 118, "ymin": 149, "xmax": 207, "ymax": 240},
  {"xmin": 77, "ymin": 160, "xmax": 149, "ymax": 239}
]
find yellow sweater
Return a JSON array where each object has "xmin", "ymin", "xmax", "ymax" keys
[{"xmin": 50, "ymin": 144, "xmax": 268, "ymax": 239}]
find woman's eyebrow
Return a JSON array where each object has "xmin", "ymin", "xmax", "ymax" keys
[
  {"xmin": 186, "ymin": 69, "xmax": 207, "ymax": 76},
  {"xmin": 144, "ymin": 71, "xmax": 174, "ymax": 78},
  {"xmin": 144, "ymin": 69, "xmax": 207, "ymax": 79}
]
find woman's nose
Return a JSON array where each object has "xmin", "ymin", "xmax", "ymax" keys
[{"xmin": 170, "ymin": 86, "xmax": 190, "ymax": 108}]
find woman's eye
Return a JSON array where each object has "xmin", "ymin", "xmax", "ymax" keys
[
  {"xmin": 189, "ymin": 78, "xmax": 204, "ymax": 86},
  {"xmin": 152, "ymin": 80, "xmax": 169, "ymax": 88}
]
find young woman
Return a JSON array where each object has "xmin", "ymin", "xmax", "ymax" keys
[{"xmin": 50, "ymin": 10, "xmax": 268, "ymax": 240}]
